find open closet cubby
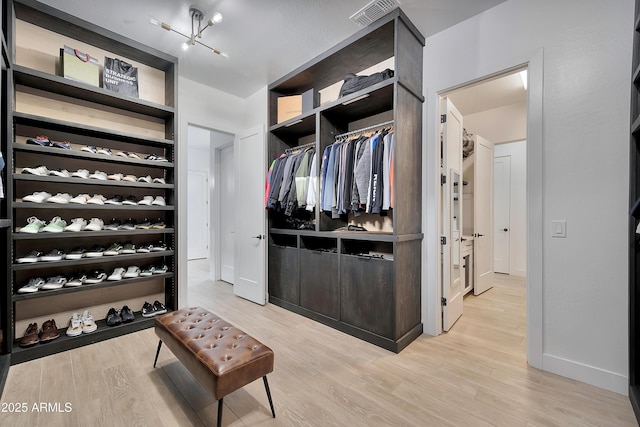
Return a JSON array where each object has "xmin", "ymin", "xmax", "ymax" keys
[
  {"xmin": 267, "ymin": 9, "xmax": 424, "ymax": 352},
  {"xmin": 3, "ymin": 0, "xmax": 178, "ymax": 364}
]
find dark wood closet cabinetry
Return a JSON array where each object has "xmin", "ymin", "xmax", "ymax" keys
[
  {"xmin": 1, "ymin": 0, "xmax": 178, "ymax": 364},
  {"xmin": 267, "ymin": 9, "xmax": 424, "ymax": 352}
]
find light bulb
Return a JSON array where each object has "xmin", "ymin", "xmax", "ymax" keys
[
  {"xmin": 220, "ymin": 51, "xmax": 229, "ymax": 59},
  {"xmin": 181, "ymin": 42, "xmax": 190, "ymax": 51},
  {"xmin": 148, "ymin": 16, "xmax": 161, "ymax": 26},
  {"xmin": 212, "ymin": 12, "xmax": 223, "ymax": 24}
]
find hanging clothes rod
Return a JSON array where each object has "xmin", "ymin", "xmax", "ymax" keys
[
  {"xmin": 334, "ymin": 120, "xmax": 394, "ymax": 140},
  {"xmin": 284, "ymin": 141, "xmax": 316, "ymax": 154}
]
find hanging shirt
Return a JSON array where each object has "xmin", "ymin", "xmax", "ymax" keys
[{"xmin": 306, "ymin": 152, "xmax": 318, "ymax": 211}]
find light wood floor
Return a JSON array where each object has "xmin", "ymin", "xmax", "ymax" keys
[{"xmin": 2, "ymin": 263, "xmax": 636, "ymax": 426}]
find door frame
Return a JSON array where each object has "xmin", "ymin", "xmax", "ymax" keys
[{"xmin": 425, "ymin": 50, "xmax": 543, "ymax": 369}]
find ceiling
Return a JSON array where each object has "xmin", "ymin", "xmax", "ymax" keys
[
  {"xmin": 447, "ymin": 71, "xmax": 527, "ymax": 116},
  {"xmin": 35, "ymin": 0, "xmax": 507, "ymax": 99}
]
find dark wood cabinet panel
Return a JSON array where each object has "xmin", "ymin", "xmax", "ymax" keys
[
  {"xmin": 299, "ymin": 249, "xmax": 339, "ymax": 319},
  {"xmin": 268, "ymin": 245, "xmax": 299, "ymax": 305}
]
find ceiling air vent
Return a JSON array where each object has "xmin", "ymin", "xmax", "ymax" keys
[{"xmin": 350, "ymin": 0, "xmax": 400, "ymax": 27}]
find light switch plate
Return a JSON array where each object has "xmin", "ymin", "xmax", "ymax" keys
[{"xmin": 552, "ymin": 220, "xmax": 566, "ymax": 238}]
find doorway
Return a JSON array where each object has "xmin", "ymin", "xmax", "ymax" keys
[{"xmin": 440, "ymin": 68, "xmax": 528, "ymax": 331}]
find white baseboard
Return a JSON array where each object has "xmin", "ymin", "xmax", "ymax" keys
[
  {"xmin": 542, "ymin": 353, "xmax": 628, "ymax": 395},
  {"xmin": 512, "ymin": 268, "xmax": 526, "ymax": 277}
]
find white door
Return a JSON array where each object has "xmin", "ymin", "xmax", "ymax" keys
[
  {"xmin": 220, "ymin": 145, "xmax": 235, "ymax": 283},
  {"xmin": 494, "ymin": 155, "xmax": 511, "ymax": 274},
  {"xmin": 474, "ymin": 135, "xmax": 495, "ymax": 294},
  {"xmin": 187, "ymin": 170, "xmax": 209, "ymax": 260},
  {"xmin": 233, "ymin": 126, "xmax": 267, "ymax": 305},
  {"xmin": 442, "ymin": 98, "xmax": 464, "ymax": 331}
]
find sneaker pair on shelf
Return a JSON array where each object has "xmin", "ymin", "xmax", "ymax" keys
[
  {"xmin": 106, "ymin": 305, "xmax": 135, "ymax": 326},
  {"xmin": 17, "ymin": 275, "xmax": 67, "ymax": 293},
  {"xmin": 19, "ymin": 216, "xmax": 66, "ymax": 233},
  {"xmin": 141, "ymin": 301, "xmax": 168, "ymax": 318},
  {"xmin": 26, "ymin": 136, "xmax": 71, "ymax": 150},
  {"xmin": 19, "ymin": 319, "xmax": 60, "ymax": 347},
  {"xmin": 81, "ymin": 146, "xmax": 112, "ymax": 156},
  {"xmin": 66, "ymin": 311, "xmax": 98, "ymax": 337},
  {"xmin": 16, "ymin": 249, "xmax": 64, "ymax": 263}
]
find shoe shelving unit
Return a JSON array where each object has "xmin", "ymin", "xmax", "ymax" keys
[
  {"xmin": 0, "ymin": 0, "xmax": 11, "ymax": 396},
  {"xmin": 267, "ymin": 9, "xmax": 424, "ymax": 352},
  {"xmin": 3, "ymin": 0, "xmax": 178, "ymax": 364}
]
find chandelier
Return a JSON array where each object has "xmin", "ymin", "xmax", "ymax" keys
[{"xmin": 148, "ymin": 7, "xmax": 228, "ymax": 58}]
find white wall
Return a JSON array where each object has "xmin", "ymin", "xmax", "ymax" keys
[
  {"xmin": 177, "ymin": 77, "xmax": 263, "ymax": 310},
  {"xmin": 422, "ymin": 0, "xmax": 632, "ymax": 394},
  {"xmin": 495, "ymin": 140, "xmax": 527, "ymax": 277},
  {"xmin": 465, "ymin": 102, "xmax": 527, "ymax": 144}
]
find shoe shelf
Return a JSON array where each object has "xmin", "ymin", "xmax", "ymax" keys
[
  {"xmin": 11, "ymin": 311, "xmax": 160, "ymax": 364},
  {"xmin": 12, "ymin": 250, "xmax": 174, "ymax": 271},
  {"xmin": 13, "ymin": 174, "xmax": 174, "ymax": 189},
  {"xmin": 13, "ymin": 202, "xmax": 173, "ymax": 211},
  {"xmin": 13, "ymin": 143, "xmax": 175, "ymax": 169},
  {"xmin": 5, "ymin": 0, "xmax": 178, "ymax": 365},
  {"xmin": 12, "ymin": 273, "xmax": 174, "ymax": 302},
  {"xmin": 13, "ymin": 228, "xmax": 174, "ymax": 240},
  {"xmin": 13, "ymin": 65, "xmax": 174, "ymax": 120},
  {"xmin": 14, "ymin": 112, "xmax": 174, "ymax": 147},
  {"xmin": 269, "ymin": 228, "xmax": 423, "ymax": 242}
]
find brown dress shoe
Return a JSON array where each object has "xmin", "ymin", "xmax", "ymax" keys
[
  {"xmin": 19, "ymin": 323, "xmax": 39, "ymax": 347},
  {"xmin": 39, "ymin": 319, "xmax": 60, "ymax": 343}
]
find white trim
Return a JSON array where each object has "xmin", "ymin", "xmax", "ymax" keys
[
  {"xmin": 543, "ymin": 353, "xmax": 628, "ymax": 396},
  {"xmin": 527, "ymin": 49, "xmax": 544, "ymax": 370}
]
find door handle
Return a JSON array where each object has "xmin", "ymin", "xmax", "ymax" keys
[
  {"xmin": 503, "ymin": 228, "xmax": 509, "ymax": 232},
  {"xmin": 252, "ymin": 235, "xmax": 265, "ymax": 240},
  {"xmin": 474, "ymin": 233, "xmax": 484, "ymax": 238}
]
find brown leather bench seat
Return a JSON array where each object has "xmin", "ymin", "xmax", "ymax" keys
[{"xmin": 153, "ymin": 307, "xmax": 275, "ymax": 427}]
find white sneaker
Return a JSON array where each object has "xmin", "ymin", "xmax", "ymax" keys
[
  {"xmin": 42, "ymin": 275, "xmax": 67, "ymax": 290},
  {"xmin": 69, "ymin": 194, "xmax": 90, "ymax": 204},
  {"xmin": 107, "ymin": 173, "xmax": 123, "ymax": 181},
  {"xmin": 18, "ymin": 277, "xmax": 45, "ymax": 293},
  {"xmin": 49, "ymin": 169, "xmax": 71, "ymax": 178},
  {"xmin": 107, "ymin": 267, "xmax": 126, "ymax": 281},
  {"xmin": 64, "ymin": 218, "xmax": 87, "ymax": 232},
  {"xmin": 89, "ymin": 170, "xmax": 107, "ymax": 180},
  {"xmin": 123, "ymin": 266, "xmax": 141, "ymax": 278},
  {"xmin": 138, "ymin": 196, "xmax": 154, "ymax": 206},
  {"xmin": 152, "ymin": 177, "xmax": 166, "ymax": 184},
  {"xmin": 66, "ymin": 313, "xmax": 82, "ymax": 337},
  {"xmin": 71, "ymin": 169, "xmax": 90, "ymax": 179},
  {"xmin": 20, "ymin": 216, "xmax": 46, "ymax": 233},
  {"xmin": 97, "ymin": 148, "xmax": 112, "ymax": 156},
  {"xmin": 21, "ymin": 165, "xmax": 49, "ymax": 176},
  {"xmin": 122, "ymin": 174, "xmax": 137, "ymax": 182},
  {"xmin": 137, "ymin": 175, "xmax": 152, "ymax": 183},
  {"xmin": 87, "ymin": 194, "xmax": 107, "ymax": 205},
  {"xmin": 151, "ymin": 196, "xmax": 166, "ymax": 206},
  {"xmin": 47, "ymin": 193, "xmax": 72, "ymax": 204},
  {"xmin": 23, "ymin": 191, "xmax": 52, "ymax": 203},
  {"xmin": 84, "ymin": 218, "xmax": 104, "ymax": 231},
  {"xmin": 81, "ymin": 311, "xmax": 98, "ymax": 333}
]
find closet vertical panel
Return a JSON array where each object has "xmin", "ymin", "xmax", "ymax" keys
[
  {"xmin": 393, "ymin": 84, "xmax": 422, "ymax": 235},
  {"xmin": 394, "ymin": 239, "xmax": 421, "ymax": 343},
  {"xmin": 394, "ymin": 13, "xmax": 424, "ymax": 100}
]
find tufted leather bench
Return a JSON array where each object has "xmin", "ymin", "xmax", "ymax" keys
[{"xmin": 153, "ymin": 307, "xmax": 275, "ymax": 427}]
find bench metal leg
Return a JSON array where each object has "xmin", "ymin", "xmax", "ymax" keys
[
  {"xmin": 153, "ymin": 340, "xmax": 163, "ymax": 368},
  {"xmin": 217, "ymin": 397, "xmax": 223, "ymax": 427},
  {"xmin": 263, "ymin": 376, "xmax": 276, "ymax": 418}
]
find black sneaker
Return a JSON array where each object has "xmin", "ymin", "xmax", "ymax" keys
[
  {"xmin": 119, "ymin": 218, "xmax": 137, "ymax": 230},
  {"xmin": 66, "ymin": 272, "xmax": 87, "ymax": 287},
  {"xmin": 141, "ymin": 302, "xmax": 156, "ymax": 318},
  {"xmin": 106, "ymin": 308, "xmax": 122, "ymax": 326},
  {"xmin": 52, "ymin": 140, "xmax": 71, "ymax": 150},
  {"xmin": 104, "ymin": 218, "xmax": 121, "ymax": 231},
  {"xmin": 104, "ymin": 242, "xmax": 123, "ymax": 256},
  {"xmin": 40, "ymin": 249, "xmax": 65, "ymax": 262},
  {"xmin": 16, "ymin": 250, "xmax": 43, "ymax": 263},
  {"xmin": 136, "ymin": 243, "xmax": 153, "ymax": 253},
  {"xmin": 121, "ymin": 241, "xmax": 136, "ymax": 254},
  {"xmin": 151, "ymin": 241, "xmax": 167, "ymax": 252},
  {"xmin": 137, "ymin": 218, "xmax": 152, "ymax": 229},
  {"xmin": 152, "ymin": 300, "xmax": 167, "ymax": 316},
  {"xmin": 122, "ymin": 195, "xmax": 138, "ymax": 206},
  {"xmin": 65, "ymin": 247, "xmax": 87, "ymax": 260},
  {"xmin": 151, "ymin": 218, "xmax": 166, "ymax": 229},
  {"xmin": 153, "ymin": 264, "xmax": 169, "ymax": 274},
  {"xmin": 84, "ymin": 269, "xmax": 107, "ymax": 284},
  {"xmin": 120, "ymin": 305, "xmax": 135, "ymax": 323},
  {"xmin": 26, "ymin": 136, "xmax": 51, "ymax": 146},
  {"xmin": 85, "ymin": 245, "xmax": 105, "ymax": 257}
]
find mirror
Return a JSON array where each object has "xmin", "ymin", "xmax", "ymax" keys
[{"xmin": 451, "ymin": 169, "xmax": 461, "ymax": 286}]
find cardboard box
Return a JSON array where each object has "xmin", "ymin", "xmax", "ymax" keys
[
  {"xmin": 277, "ymin": 95, "xmax": 302, "ymax": 123},
  {"xmin": 60, "ymin": 45, "xmax": 99, "ymax": 87}
]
